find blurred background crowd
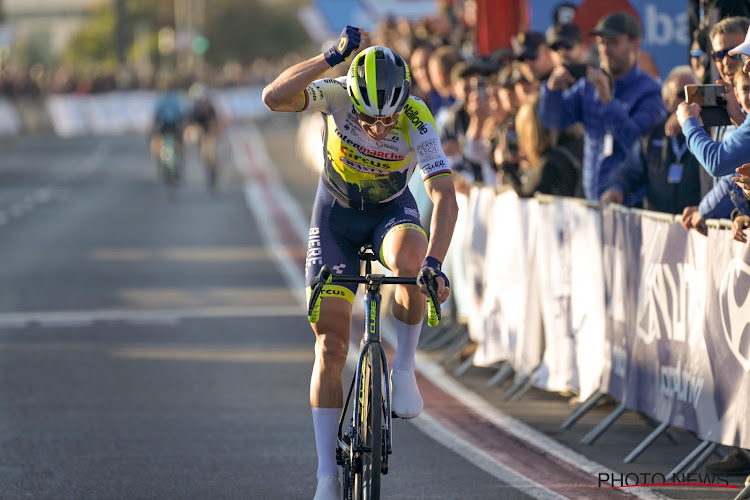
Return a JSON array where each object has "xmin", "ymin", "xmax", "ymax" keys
[{"xmin": 0, "ymin": 0, "xmax": 749, "ymax": 229}]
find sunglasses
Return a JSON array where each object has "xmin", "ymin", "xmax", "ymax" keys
[
  {"xmin": 690, "ymin": 48, "xmax": 705, "ymax": 59},
  {"xmin": 711, "ymin": 48, "xmax": 742, "ymax": 61},
  {"xmin": 357, "ymin": 112, "xmax": 399, "ymax": 126}
]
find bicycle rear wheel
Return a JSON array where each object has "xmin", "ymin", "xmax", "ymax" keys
[{"xmin": 354, "ymin": 343, "xmax": 382, "ymax": 500}]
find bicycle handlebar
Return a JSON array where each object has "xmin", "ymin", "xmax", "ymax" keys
[{"xmin": 307, "ymin": 265, "xmax": 441, "ymax": 326}]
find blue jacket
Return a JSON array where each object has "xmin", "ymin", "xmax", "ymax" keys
[
  {"xmin": 683, "ymin": 114, "xmax": 750, "ymax": 177},
  {"xmin": 539, "ymin": 64, "xmax": 667, "ymax": 204},
  {"xmin": 699, "ymin": 174, "xmax": 750, "ymax": 220}
]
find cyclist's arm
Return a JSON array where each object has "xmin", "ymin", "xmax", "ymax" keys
[
  {"xmin": 262, "ymin": 55, "xmax": 332, "ymax": 112},
  {"xmin": 424, "ymin": 174, "xmax": 458, "ymax": 263}
]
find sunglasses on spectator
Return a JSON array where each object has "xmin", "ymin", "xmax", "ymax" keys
[
  {"xmin": 711, "ymin": 48, "xmax": 742, "ymax": 61},
  {"xmin": 357, "ymin": 112, "xmax": 399, "ymax": 126},
  {"xmin": 690, "ymin": 49, "xmax": 705, "ymax": 59}
]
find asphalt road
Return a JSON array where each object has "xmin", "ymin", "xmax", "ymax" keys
[
  {"xmin": 0, "ymin": 120, "xmax": 745, "ymax": 500},
  {"xmin": 0, "ymin": 129, "xmax": 530, "ymax": 499}
]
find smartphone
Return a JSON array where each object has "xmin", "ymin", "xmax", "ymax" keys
[
  {"xmin": 471, "ymin": 76, "xmax": 486, "ymax": 97},
  {"xmin": 684, "ymin": 84, "xmax": 726, "ymax": 107},
  {"xmin": 684, "ymin": 84, "xmax": 731, "ymax": 126},
  {"xmin": 564, "ymin": 63, "xmax": 588, "ymax": 80}
]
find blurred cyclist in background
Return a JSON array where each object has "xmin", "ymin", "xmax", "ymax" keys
[
  {"xmin": 262, "ymin": 26, "xmax": 457, "ymax": 500},
  {"xmin": 188, "ymin": 83, "xmax": 222, "ymax": 191},
  {"xmin": 151, "ymin": 80, "xmax": 186, "ymax": 170}
]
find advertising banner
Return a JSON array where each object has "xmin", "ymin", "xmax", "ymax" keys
[
  {"xmin": 600, "ymin": 207, "xmax": 642, "ymax": 402},
  {"xmin": 628, "ymin": 218, "xmax": 719, "ymax": 437},
  {"xmin": 702, "ymin": 228, "xmax": 750, "ymax": 449}
]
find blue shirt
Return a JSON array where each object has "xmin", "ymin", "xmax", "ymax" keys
[
  {"xmin": 539, "ymin": 64, "xmax": 667, "ymax": 204},
  {"xmin": 683, "ymin": 113, "xmax": 750, "ymax": 177},
  {"xmin": 699, "ymin": 174, "xmax": 750, "ymax": 220}
]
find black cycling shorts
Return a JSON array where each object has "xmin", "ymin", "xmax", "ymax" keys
[{"xmin": 305, "ymin": 179, "xmax": 426, "ymax": 303}]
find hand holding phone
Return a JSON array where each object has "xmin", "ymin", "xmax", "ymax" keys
[{"xmin": 684, "ymin": 84, "xmax": 731, "ymax": 126}]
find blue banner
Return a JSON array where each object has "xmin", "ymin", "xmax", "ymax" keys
[{"xmin": 526, "ymin": 0, "xmax": 690, "ymax": 80}]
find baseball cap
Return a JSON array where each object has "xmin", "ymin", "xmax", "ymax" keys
[
  {"xmin": 511, "ymin": 31, "xmax": 547, "ymax": 61},
  {"xmin": 546, "ymin": 23, "xmax": 583, "ymax": 49},
  {"xmin": 729, "ymin": 26, "xmax": 750, "ymax": 56},
  {"xmin": 589, "ymin": 12, "xmax": 642, "ymax": 39}
]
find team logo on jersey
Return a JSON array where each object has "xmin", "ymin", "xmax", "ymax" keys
[{"xmin": 402, "ymin": 103, "xmax": 429, "ymax": 135}]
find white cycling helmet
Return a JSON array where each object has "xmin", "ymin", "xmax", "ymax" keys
[{"xmin": 347, "ymin": 46, "xmax": 411, "ymax": 118}]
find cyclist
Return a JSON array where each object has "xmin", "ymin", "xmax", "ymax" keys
[
  {"xmin": 262, "ymin": 26, "xmax": 457, "ymax": 500},
  {"xmin": 150, "ymin": 81, "xmax": 186, "ymax": 168},
  {"xmin": 188, "ymin": 83, "xmax": 222, "ymax": 189}
]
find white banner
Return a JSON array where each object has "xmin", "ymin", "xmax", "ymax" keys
[
  {"xmin": 469, "ymin": 189, "xmax": 530, "ymax": 367},
  {"xmin": 532, "ymin": 199, "xmax": 605, "ymax": 397}
]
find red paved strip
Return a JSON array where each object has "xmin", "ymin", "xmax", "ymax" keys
[{"xmin": 416, "ymin": 371, "xmax": 638, "ymax": 499}]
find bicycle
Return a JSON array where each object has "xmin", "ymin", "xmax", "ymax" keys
[
  {"xmin": 307, "ymin": 244, "xmax": 441, "ymax": 500},
  {"xmin": 157, "ymin": 131, "xmax": 182, "ymax": 197}
]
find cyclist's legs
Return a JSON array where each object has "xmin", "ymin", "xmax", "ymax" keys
[
  {"xmin": 310, "ymin": 297, "xmax": 352, "ymax": 408},
  {"xmin": 372, "ymin": 190, "xmax": 428, "ymax": 324}
]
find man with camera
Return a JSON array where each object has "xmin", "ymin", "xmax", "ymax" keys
[{"xmin": 539, "ymin": 11, "xmax": 667, "ymax": 206}]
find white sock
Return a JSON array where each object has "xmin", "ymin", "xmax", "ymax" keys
[
  {"xmin": 311, "ymin": 407, "xmax": 341, "ymax": 479},
  {"xmin": 391, "ymin": 318, "xmax": 422, "ymax": 372}
]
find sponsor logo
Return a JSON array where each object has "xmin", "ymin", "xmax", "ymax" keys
[
  {"xmin": 636, "ymin": 262, "xmax": 706, "ymax": 346},
  {"xmin": 340, "ymin": 145, "xmax": 397, "ymax": 171},
  {"xmin": 369, "ymin": 300, "xmax": 377, "ymax": 334},
  {"xmin": 416, "ymin": 138, "xmax": 439, "ymax": 159},
  {"xmin": 402, "ymin": 103, "xmax": 429, "ymax": 135},
  {"xmin": 323, "ymin": 288, "xmax": 346, "ymax": 297},
  {"xmin": 422, "ymin": 159, "xmax": 448, "ymax": 174},
  {"xmin": 306, "ymin": 227, "xmax": 322, "ymax": 268},
  {"xmin": 719, "ymin": 258, "xmax": 750, "ymax": 371}
]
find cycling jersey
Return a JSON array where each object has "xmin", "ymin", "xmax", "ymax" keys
[{"xmin": 302, "ymin": 77, "xmax": 452, "ymax": 210}]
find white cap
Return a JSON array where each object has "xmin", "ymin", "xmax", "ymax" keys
[{"xmin": 729, "ymin": 26, "xmax": 750, "ymax": 56}]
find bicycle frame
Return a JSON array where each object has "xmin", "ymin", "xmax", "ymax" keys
[{"xmin": 307, "ymin": 245, "xmax": 441, "ymax": 498}]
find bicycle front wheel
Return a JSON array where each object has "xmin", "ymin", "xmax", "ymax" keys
[{"xmin": 354, "ymin": 343, "xmax": 382, "ymax": 500}]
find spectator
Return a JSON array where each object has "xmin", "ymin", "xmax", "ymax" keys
[
  {"xmin": 546, "ymin": 22, "xmax": 587, "ymax": 175},
  {"xmin": 690, "ymin": 27, "xmax": 711, "ymax": 84},
  {"xmin": 708, "ymin": 17, "xmax": 749, "ymax": 128},
  {"xmin": 641, "ymin": 66, "xmax": 703, "ymax": 214},
  {"xmin": 680, "ymin": 69, "xmax": 750, "ymax": 237},
  {"xmin": 500, "ymin": 94, "xmax": 580, "ymax": 197},
  {"xmin": 427, "ymin": 45, "xmax": 464, "ymax": 119},
  {"xmin": 409, "ymin": 41, "xmax": 438, "ymax": 109},
  {"xmin": 676, "ymin": 21, "xmax": 750, "ymax": 178},
  {"xmin": 512, "ymin": 31, "xmax": 556, "ymax": 83},
  {"xmin": 547, "ymin": 23, "xmax": 587, "ymax": 67},
  {"xmin": 539, "ymin": 11, "xmax": 667, "ymax": 206}
]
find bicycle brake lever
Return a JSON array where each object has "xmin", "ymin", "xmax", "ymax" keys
[{"xmin": 307, "ymin": 266, "xmax": 333, "ymax": 322}]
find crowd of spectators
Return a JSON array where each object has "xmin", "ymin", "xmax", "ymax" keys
[{"xmin": 349, "ymin": 0, "xmax": 750, "ymax": 245}]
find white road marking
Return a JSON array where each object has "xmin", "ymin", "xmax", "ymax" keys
[{"xmin": 0, "ymin": 305, "xmax": 303, "ymax": 329}]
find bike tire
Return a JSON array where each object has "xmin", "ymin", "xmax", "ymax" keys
[{"xmin": 354, "ymin": 344, "xmax": 382, "ymax": 500}]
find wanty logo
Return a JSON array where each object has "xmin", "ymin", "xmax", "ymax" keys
[{"xmin": 719, "ymin": 258, "xmax": 750, "ymax": 371}]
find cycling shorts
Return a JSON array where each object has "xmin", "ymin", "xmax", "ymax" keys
[{"xmin": 305, "ymin": 179, "xmax": 426, "ymax": 303}]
